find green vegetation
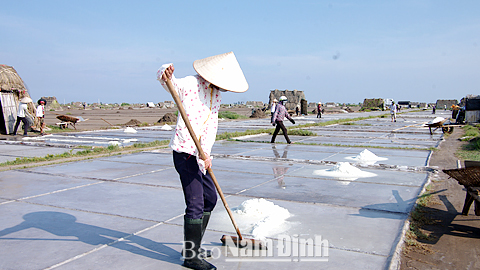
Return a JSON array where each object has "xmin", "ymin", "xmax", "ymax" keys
[
  {"xmin": 461, "ymin": 124, "xmax": 480, "ymax": 140},
  {"xmin": 216, "ymin": 129, "xmax": 271, "ymax": 140},
  {"xmin": 341, "ymin": 122, "xmax": 372, "ymax": 126},
  {"xmin": 218, "ymin": 111, "xmax": 248, "ymax": 119},
  {"xmin": 121, "ymin": 102, "xmax": 130, "ymax": 106},
  {"xmin": 216, "ymin": 114, "xmax": 389, "ymax": 141},
  {"xmin": 232, "ymin": 139, "xmax": 435, "ymax": 150},
  {"xmin": 405, "ymin": 184, "xmax": 436, "ymax": 249},
  {"xmin": 47, "ymin": 125, "xmax": 72, "ymax": 133},
  {"xmin": 287, "ymin": 129, "xmax": 316, "ymax": 136},
  {"xmin": 0, "ymin": 140, "xmax": 169, "ymax": 168},
  {"xmin": 456, "ymin": 124, "xmax": 480, "ymax": 161}
]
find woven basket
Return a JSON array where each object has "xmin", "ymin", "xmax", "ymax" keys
[{"xmin": 443, "ymin": 167, "xmax": 480, "ymax": 187}]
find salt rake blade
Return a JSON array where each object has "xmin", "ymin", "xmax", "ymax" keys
[{"xmin": 221, "ymin": 235, "xmax": 266, "ymax": 250}]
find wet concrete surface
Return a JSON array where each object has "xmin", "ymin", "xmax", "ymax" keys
[{"xmin": 0, "ymin": 110, "xmax": 447, "ymax": 269}]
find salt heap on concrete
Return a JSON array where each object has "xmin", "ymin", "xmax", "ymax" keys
[
  {"xmin": 233, "ymin": 198, "xmax": 291, "ymax": 240},
  {"xmin": 161, "ymin": 124, "xmax": 173, "ymax": 131},
  {"xmin": 313, "ymin": 162, "xmax": 377, "ymax": 181},
  {"xmin": 428, "ymin": 117, "xmax": 445, "ymax": 124},
  {"xmin": 124, "ymin": 127, "xmax": 137, "ymax": 133},
  {"xmin": 346, "ymin": 149, "xmax": 388, "ymax": 165}
]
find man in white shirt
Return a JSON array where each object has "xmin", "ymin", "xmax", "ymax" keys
[
  {"xmin": 12, "ymin": 97, "xmax": 32, "ymax": 136},
  {"xmin": 390, "ymin": 101, "xmax": 397, "ymax": 122},
  {"xmin": 157, "ymin": 52, "xmax": 248, "ymax": 270},
  {"xmin": 36, "ymin": 99, "xmax": 46, "ymax": 135}
]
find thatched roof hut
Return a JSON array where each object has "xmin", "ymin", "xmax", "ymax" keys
[
  {"xmin": 0, "ymin": 64, "xmax": 37, "ymax": 134},
  {"xmin": 0, "ymin": 65, "xmax": 28, "ymax": 92}
]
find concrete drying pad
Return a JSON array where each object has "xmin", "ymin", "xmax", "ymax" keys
[
  {"xmin": 21, "ymin": 127, "xmax": 174, "ymax": 147},
  {"xmin": 0, "ymin": 143, "xmax": 81, "ymax": 164},
  {"xmin": 0, "ymin": 110, "xmax": 439, "ymax": 269}
]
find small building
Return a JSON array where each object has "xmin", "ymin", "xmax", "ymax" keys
[
  {"xmin": 163, "ymin": 101, "xmax": 175, "ymax": 108},
  {"xmin": 398, "ymin": 101, "xmax": 410, "ymax": 108},
  {"xmin": 269, "ymin": 89, "xmax": 306, "ymax": 112},
  {"xmin": 0, "ymin": 65, "xmax": 37, "ymax": 134},
  {"xmin": 418, "ymin": 103, "xmax": 427, "ymax": 109},
  {"xmin": 465, "ymin": 95, "xmax": 480, "ymax": 123},
  {"xmin": 41, "ymin": 97, "xmax": 60, "ymax": 110},
  {"xmin": 245, "ymin": 101, "xmax": 264, "ymax": 107},
  {"xmin": 410, "ymin": 101, "xmax": 420, "ymax": 108},
  {"xmin": 361, "ymin": 98, "xmax": 384, "ymax": 111},
  {"xmin": 436, "ymin": 99, "xmax": 458, "ymax": 110}
]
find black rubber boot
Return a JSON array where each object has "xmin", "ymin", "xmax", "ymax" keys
[
  {"xmin": 183, "ymin": 216, "xmax": 216, "ymax": 270},
  {"xmin": 182, "ymin": 212, "xmax": 212, "ymax": 259},
  {"xmin": 200, "ymin": 212, "xmax": 212, "ymax": 258}
]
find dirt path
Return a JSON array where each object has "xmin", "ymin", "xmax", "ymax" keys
[{"xmin": 400, "ymin": 128, "xmax": 480, "ymax": 269}]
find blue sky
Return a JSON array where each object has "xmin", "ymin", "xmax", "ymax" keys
[{"xmin": 1, "ymin": 1, "xmax": 479, "ymax": 105}]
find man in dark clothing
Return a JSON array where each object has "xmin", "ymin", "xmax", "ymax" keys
[{"xmin": 317, "ymin": 102, "xmax": 322, "ymax": 118}]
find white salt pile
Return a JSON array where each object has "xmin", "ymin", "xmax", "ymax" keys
[
  {"xmin": 313, "ymin": 162, "xmax": 377, "ymax": 181},
  {"xmin": 233, "ymin": 198, "xmax": 291, "ymax": 240},
  {"xmin": 161, "ymin": 124, "xmax": 173, "ymax": 130},
  {"xmin": 108, "ymin": 141, "xmax": 121, "ymax": 146},
  {"xmin": 345, "ymin": 149, "xmax": 388, "ymax": 165},
  {"xmin": 121, "ymin": 138, "xmax": 138, "ymax": 144},
  {"xmin": 124, "ymin": 127, "xmax": 137, "ymax": 133},
  {"xmin": 428, "ymin": 117, "xmax": 445, "ymax": 124}
]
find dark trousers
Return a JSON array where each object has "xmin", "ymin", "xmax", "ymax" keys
[
  {"xmin": 271, "ymin": 120, "xmax": 291, "ymax": 144},
  {"xmin": 173, "ymin": 151, "xmax": 217, "ymax": 220},
  {"xmin": 13, "ymin": 116, "xmax": 28, "ymax": 135}
]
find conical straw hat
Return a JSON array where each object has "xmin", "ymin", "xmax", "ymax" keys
[
  {"xmin": 20, "ymin": 97, "xmax": 32, "ymax": 103},
  {"xmin": 193, "ymin": 51, "xmax": 248, "ymax": 93}
]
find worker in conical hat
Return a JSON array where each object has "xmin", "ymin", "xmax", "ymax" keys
[
  {"xmin": 157, "ymin": 52, "xmax": 248, "ymax": 270},
  {"xmin": 12, "ymin": 97, "xmax": 33, "ymax": 136}
]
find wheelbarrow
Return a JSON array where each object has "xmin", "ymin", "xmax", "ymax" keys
[
  {"xmin": 443, "ymin": 166, "xmax": 480, "ymax": 216},
  {"xmin": 425, "ymin": 118, "xmax": 462, "ymax": 135},
  {"xmin": 55, "ymin": 114, "xmax": 87, "ymax": 129}
]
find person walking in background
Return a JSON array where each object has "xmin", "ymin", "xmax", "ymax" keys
[
  {"xmin": 158, "ymin": 52, "xmax": 248, "ymax": 270},
  {"xmin": 432, "ymin": 105, "xmax": 436, "ymax": 114},
  {"xmin": 270, "ymin": 98, "xmax": 278, "ymax": 117},
  {"xmin": 36, "ymin": 98, "xmax": 46, "ymax": 135},
  {"xmin": 390, "ymin": 101, "xmax": 397, "ymax": 122},
  {"xmin": 317, "ymin": 102, "xmax": 322, "ymax": 118},
  {"xmin": 12, "ymin": 97, "xmax": 32, "ymax": 136},
  {"xmin": 271, "ymin": 96, "xmax": 295, "ymax": 144}
]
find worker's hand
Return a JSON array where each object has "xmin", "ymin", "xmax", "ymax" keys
[
  {"xmin": 203, "ymin": 153, "xmax": 212, "ymax": 169},
  {"xmin": 162, "ymin": 65, "xmax": 175, "ymax": 81},
  {"xmin": 290, "ymin": 119, "xmax": 295, "ymax": 124},
  {"xmin": 272, "ymin": 122, "xmax": 276, "ymax": 126}
]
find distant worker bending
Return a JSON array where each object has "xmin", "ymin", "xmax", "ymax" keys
[{"xmin": 271, "ymin": 96, "xmax": 295, "ymax": 144}]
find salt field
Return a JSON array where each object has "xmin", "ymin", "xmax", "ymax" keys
[{"xmin": 0, "ymin": 109, "xmax": 449, "ymax": 269}]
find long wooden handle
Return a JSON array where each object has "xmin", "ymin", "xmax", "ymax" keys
[{"xmin": 164, "ymin": 78, "xmax": 243, "ymax": 240}]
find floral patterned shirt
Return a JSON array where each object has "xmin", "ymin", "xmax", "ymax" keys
[
  {"xmin": 157, "ymin": 64, "xmax": 222, "ymax": 173},
  {"xmin": 272, "ymin": 103, "xmax": 292, "ymax": 123}
]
